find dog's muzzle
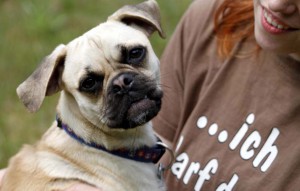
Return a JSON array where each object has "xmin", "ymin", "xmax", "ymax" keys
[{"xmin": 104, "ymin": 72, "xmax": 163, "ymax": 129}]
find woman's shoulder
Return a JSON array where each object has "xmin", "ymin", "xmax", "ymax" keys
[
  {"xmin": 177, "ymin": 0, "xmax": 223, "ymax": 45},
  {"xmin": 183, "ymin": 0, "xmax": 223, "ymax": 22}
]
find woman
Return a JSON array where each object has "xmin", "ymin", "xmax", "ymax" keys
[{"xmin": 153, "ymin": 0, "xmax": 300, "ymax": 190}]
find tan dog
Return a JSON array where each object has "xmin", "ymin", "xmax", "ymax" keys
[{"xmin": 1, "ymin": 1, "xmax": 167, "ymax": 190}]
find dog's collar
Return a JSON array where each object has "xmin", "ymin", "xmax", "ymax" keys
[{"xmin": 56, "ymin": 117, "xmax": 166, "ymax": 163}]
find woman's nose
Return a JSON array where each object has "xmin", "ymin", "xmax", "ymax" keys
[{"xmin": 268, "ymin": 0, "xmax": 297, "ymax": 15}]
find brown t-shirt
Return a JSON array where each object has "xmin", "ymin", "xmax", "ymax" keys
[{"xmin": 153, "ymin": 0, "xmax": 300, "ymax": 190}]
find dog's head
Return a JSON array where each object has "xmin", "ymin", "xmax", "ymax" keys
[{"xmin": 17, "ymin": 0, "xmax": 164, "ymax": 129}]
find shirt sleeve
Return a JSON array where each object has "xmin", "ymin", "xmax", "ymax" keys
[{"xmin": 153, "ymin": 0, "xmax": 222, "ymax": 143}]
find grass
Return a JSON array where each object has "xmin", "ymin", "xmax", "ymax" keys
[{"xmin": 0, "ymin": 0, "xmax": 191, "ymax": 167}]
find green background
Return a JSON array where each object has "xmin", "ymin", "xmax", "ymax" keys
[{"xmin": 0, "ymin": 0, "xmax": 191, "ymax": 167}]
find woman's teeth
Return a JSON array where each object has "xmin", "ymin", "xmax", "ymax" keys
[{"xmin": 264, "ymin": 11, "xmax": 289, "ymax": 30}]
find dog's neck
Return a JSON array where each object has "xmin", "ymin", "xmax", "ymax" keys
[
  {"xmin": 56, "ymin": 116, "xmax": 165, "ymax": 163},
  {"xmin": 57, "ymin": 91, "xmax": 158, "ymax": 150}
]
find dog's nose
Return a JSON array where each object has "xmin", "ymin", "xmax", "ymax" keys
[{"xmin": 112, "ymin": 73, "xmax": 134, "ymax": 94}]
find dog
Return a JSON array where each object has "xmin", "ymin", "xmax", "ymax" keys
[{"xmin": 1, "ymin": 1, "xmax": 167, "ymax": 190}]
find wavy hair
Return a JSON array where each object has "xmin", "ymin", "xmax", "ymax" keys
[{"xmin": 214, "ymin": 0, "xmax": 256, "ymax": 58}]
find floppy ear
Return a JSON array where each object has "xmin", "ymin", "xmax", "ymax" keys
[
  {"xmin": 16, "ymin": 44, "xmax": 67, "ymax": 113},
  {"xmin": 108, "ymin": 0, "xmax": 165, "ymax": 38}
]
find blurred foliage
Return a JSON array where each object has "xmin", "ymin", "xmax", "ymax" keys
[{"xmin": 0, "ymin": 0, "xmax": 191, "ymax": 167}]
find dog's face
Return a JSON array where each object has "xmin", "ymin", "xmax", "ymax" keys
[
  {"xmin": 63, "ymin": 21, "xmax": 163, "ymax": 129},
  {"xmin": 16, "ymin": 0, "xmax": 165, "ymax": 129}
]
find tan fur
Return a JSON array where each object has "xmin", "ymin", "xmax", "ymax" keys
[{"xmin": 1, "ymin": 1, "xmax": 165, "ymax": 190}]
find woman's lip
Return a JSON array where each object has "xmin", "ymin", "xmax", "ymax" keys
[
  {"xmin": 261, "ymin": 7, "xmax": 297, "ymax": 34},
  {"xmin": 264, "ymin": 7, "xmax": 290, "ymax": 28}
]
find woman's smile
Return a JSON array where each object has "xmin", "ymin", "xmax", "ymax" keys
[
  {"xmin": 261, "ymin": 7, "xmax": 297, "ymax": 34},
  {"xmin": 254, "ymin": 0, "xmax": 300, "ymax": 59}
]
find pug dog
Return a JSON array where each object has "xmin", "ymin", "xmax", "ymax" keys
[{"xmin": 1, "ymin": 0, "xmax": 167, "ymax": 190}]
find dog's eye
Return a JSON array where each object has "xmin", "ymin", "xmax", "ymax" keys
[
  {"xmin": 129, "ymin": 47, "xmax": 145, "ymax": 60},
  {"xmin": 82, "ymin": 77, "xmax": 96, "ymax": 89},
  {"xmin": 126, "ymin": 47, "xmax": 146, "ymax": 65},
  {"xmin": 80, "ymin": 75, "xmax": 104, "ymax": 94}
]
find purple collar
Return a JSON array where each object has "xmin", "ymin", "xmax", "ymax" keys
[{"xmin": 56, "ymin": 117, "xmax": 165, "ymax": 163}]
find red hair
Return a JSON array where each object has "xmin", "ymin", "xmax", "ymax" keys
[{"xmin": 214, "ymin": 0, "xmax": 255, "ymax": 58}]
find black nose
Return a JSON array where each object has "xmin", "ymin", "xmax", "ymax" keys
[{"xmin": 112, "ymin": 73, "xmax": 134, "ymax": 94}]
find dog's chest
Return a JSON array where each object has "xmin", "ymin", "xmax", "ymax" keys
[{"xmin": 39, "ymin": 127, "xmax": 165, "ymax": 191}]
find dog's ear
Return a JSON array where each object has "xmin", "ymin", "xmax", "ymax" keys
[
  {"xmin": 108, "ymin": 0, "xmax": 165, "ymax": 38},
  {"xmin": 17, "ymin": 44, "xmax": 67, "ymax": 113}
]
